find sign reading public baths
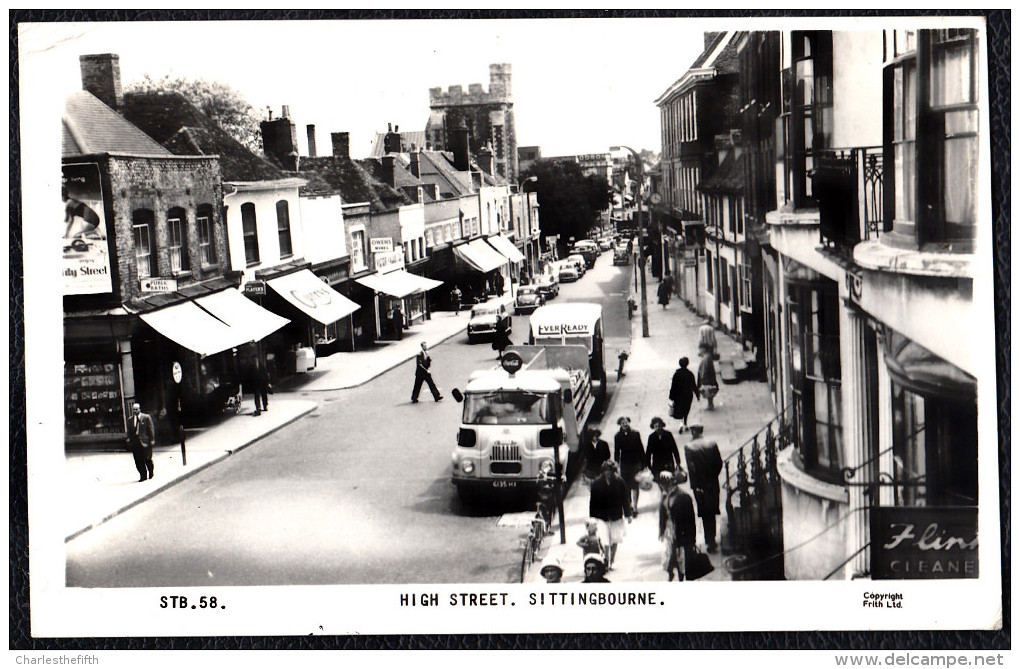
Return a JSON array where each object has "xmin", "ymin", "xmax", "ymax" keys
[
  {"xmin": 870, "ymin": 506, "xmax": 978, "ymax": 580},
  {"xmin": 62, "ymin": 163, "xmax": 112, "ymax": 295}
]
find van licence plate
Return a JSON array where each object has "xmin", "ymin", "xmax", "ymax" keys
[{"xmin": 492, "ymin": 480, "xmax": 517, "ymax": 489}]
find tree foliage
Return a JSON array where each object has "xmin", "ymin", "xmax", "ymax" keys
[
  {"xmin": 127, "ymin": 74, "xmax": 263, "ymax": 154},
  {"xmin": 521, "ymin": 159, "xmax": 613, "ymax": 252}
]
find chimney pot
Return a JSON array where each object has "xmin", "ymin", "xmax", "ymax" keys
[{"xmin": 281, "ymin": 105, "xmax": 291, "ymax": 118}]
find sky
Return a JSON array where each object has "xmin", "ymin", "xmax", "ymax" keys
[{"xmin": 19, "ymin": 17, "xmax": 718, "ymax": 159}]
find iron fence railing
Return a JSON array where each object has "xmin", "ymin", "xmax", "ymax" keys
[
  {"xmin": 814, "ymin": 146, "xmax": 885, "ymax": 252},
  {"xmin": 721, "ymin": 406, "xmax": 794, "ymax": 580}
]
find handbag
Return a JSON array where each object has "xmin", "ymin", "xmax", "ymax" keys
[
  {"xmin": 669, "ymin": 400, "xmax": 679, "ymax": 419},
  {"xmin": 634, "ymin": 468, "xmax": 655, "ymax": 491},
  {"xmin": 684, "ymin": 545, "xmax": 715, "ymax": 580}
]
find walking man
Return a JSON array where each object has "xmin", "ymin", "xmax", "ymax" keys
[
  {"xmin": 127, "ymin": 402, "xmax": 156, "ymax": 482},
  {"xmin": 684, "ymin": 424, "xmax": 723, "ymax": 552},
  {"xmin": 658, "ymin": 470, "xmax": 696, "ymax": 581},
  {"xmin": 451, "ymin": 285, "xmax": 463, "ymax": 314},
  {"xmin": 252, "ymin": 359, "xmax": 271, "ymax": 416},
  {"xmin": 411, "ymin": 341, "xmax": 443, "ymax": 403}
]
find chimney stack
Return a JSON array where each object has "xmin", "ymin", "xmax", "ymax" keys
[
  {"xmin": 260, "ymin": 107, "xmax": 299, "ymax": 171},
  {"xmin": 381, "ymin": 155, "xmax": 396, "ymax": 187},
  {"xmin": 409, "ymin": 150, "xmax": 421, "ymax": 178},
  {"xmin": 478, "ymin": 145, "xmax": 495, "ymax": 176},
  {"xmin": 331, "ymin": 132, "xmax": 350, "ymax": 159},
  {"xmin": 79, "ymin": 53, "xmax": 123, "ymax": 110},
  {"xmin": 306, "ymin": 125, "xmax": 317, "ymax": 157},
  {"xmin": 383, "ymin": 123, "xmax": 402, "ymax": 154}
]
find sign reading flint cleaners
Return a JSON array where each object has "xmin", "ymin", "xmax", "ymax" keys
[
  {"xmin": 62, "ymin": 163, "xmax": 112, "ymax": 294},
  {"xmin": 870, "ymin": 506, "xmax": 978, "ymax": 579}
]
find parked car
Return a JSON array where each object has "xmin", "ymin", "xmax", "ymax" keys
[
  {"xmin": 566, "ymin": 254, "xmax": 587, "ymax": 276},
  {"xmin": 533, "ymin": 273, "xmax": 560, "ymax": 300},
  {"xmin": 570, "ymin": 241, "xmax": 599, "ymax": 268},
  {"xmin": 467, "ymin": 302, "xmax": 512, "ymax": 344},
  {"xmin": 598, "ymin": 238, "xmax": 613, "ymax": 252},
  {"xmin": 555, "ymin": 260, "xmax": 580, "ymax": 283},
  {"xmin": 514, "ymin": 286, "xmax": 546, "ymax": 315}
]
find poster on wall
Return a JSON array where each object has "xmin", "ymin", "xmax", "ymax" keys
[{"xmin": 62, "ymin": 162, "xmax": 112, "ymax": 294}]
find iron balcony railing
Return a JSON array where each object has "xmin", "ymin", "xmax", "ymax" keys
[{"xmin": 813, "ymin": 146, "xmax": 885, "ymax": 251}]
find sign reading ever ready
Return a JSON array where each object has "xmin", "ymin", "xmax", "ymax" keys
[
  {"xmin": 870, "ymin": 506, "xmax": 978, "ymax": 579},
  {"xmin": 537, "ymin": 323, "xmax": 590, "ymax": 336}
]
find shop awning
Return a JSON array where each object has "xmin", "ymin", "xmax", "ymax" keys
[
  {"xmin": 266, "ymin": 269, "xmax": 361, "ymax": 326},
  {"xmin": 194, "ymin": 288, "xmax": 290, "ymax": 343},
  {"xmin": 139, "ymin": 301, "xmax": 252, "ymax": 357},
  {"xmin": 453, "ymin": 239, "xmax": 507, "ymax": 273},
  {"xmin": 356, "ymin": 269, "xmax": 443, "ymax": 299},
  {"xmin": 486, "ymin": 234, "xmax": 527, "ymax": 263}
]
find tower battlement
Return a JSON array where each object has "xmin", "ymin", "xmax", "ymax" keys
[{"xmin": 429, "ymin": 63, "xmax": 513, "ymax": 106}]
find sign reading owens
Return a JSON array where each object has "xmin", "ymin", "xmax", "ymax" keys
[{"xmin": 870, "ymin": 506, "xmax": 978, "ymax": 579}]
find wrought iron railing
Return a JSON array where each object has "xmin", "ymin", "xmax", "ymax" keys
[
  {"xmin": 721, "ymin": 406, "xmax": 794, "ymax": 580},
  {"xmin": 814, "ymin": 146, "xmax": 885, "ymax": 252}
]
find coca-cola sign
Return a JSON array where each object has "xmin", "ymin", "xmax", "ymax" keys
[{"xmin": 870, "ymin": 506, "xmax": 978, "ymax": 580}]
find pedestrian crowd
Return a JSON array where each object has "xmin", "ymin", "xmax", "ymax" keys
[{"xmin": 568, "ymin": 411, "xmax": 722, "ymax": 582}]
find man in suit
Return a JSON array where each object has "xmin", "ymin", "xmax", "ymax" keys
[
  {"xmin": 658, "ymin": 470, "xmax": 697, "ymax": 581},
  {"xmin": 684, "ymin": 424, "xmax": 724, "ymax": 552},
  {"xmin": 411, "ymin": 341, "xmax": 443, "ymax": 403},
  {"xmin": 127, "ymin": 402, "xmax": 156, "ymax": 482}
]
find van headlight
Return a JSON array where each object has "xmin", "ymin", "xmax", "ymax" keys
[
  {"xmin": 460, "ymin": 460, "xmax": 475, "ymax": 474},
  {"xmin": 538, "ymin": 459, "xmax": 555, "ymax": 476}
]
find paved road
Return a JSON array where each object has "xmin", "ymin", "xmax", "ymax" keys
[{"xmin": 66, "ymin": 252, "xmax": 631, "ymax": 587}]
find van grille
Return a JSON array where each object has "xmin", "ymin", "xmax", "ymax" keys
[{"xmin": 490, "ymin": 443, "xmax": 521, "ymax": 462}]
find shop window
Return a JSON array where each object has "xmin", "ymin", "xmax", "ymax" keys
[
  {"xmin": 276, "ymin": 200, "xmax": 293, "ymax": 257},
  {"xmin": 132, "ymin": 209, "xmax": 157, "ymax": 278},
  {"xmin": 787, "ymin": 280, "xmax": 843, "ymax": 481},
  {"xmin": 167, "ymin": 207, "xmax": 190, "ymax": 273},
  {"xmin": 418, "ymin": 238, "xmax": 424, "ymax": 259},
  {"xmin": 885, "ymin": 29, "xmax": 978, "ymax": 249},
  {"xmin": 241, "ymin": 202, "xmax": 259, "ymax": 265},
  {"xmin": 197, "ymin": 204, "xmax": 216, "ymax": 265},
  {"xmin": 65, "ymin": 357, "xmax": 124, "ymax": 437}
]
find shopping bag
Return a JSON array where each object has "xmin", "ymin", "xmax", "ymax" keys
[{"xmin": 685, "ymin": 546, "xmax": 715, "ymax": 580}]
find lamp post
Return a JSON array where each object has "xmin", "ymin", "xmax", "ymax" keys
[
  {"xmin": 519, "ymin": 176, "xmax": 538, "ymax": 277},
  {"xmin": 611, "ymin": 145, "xmax": 649, "ymax": 337}
]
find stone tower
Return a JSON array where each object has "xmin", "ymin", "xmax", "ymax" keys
[{"xmin": 427, "ymin": 63, "xmax": 518, "ymax": 183}]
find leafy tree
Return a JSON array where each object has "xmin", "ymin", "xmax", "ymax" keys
[
  {"xmin": 521, "ymin": 159, "xmax": 613, "ymax": 255},
  {"xmin": 127, "ymin": 74, "xmax": 263, "ymax": 153}
]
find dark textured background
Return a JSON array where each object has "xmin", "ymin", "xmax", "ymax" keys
[{"xmin": 9, "ymin": 8, "xmax": 1010, "ymax": 652}]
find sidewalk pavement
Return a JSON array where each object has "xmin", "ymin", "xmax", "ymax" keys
[
  {"xmin": 527, "ymin": 279, "xmax": 778, "ymax": 584},
  {"xmin": 64, "ymin": 291, "xmax": 516, "ymax": 542}
]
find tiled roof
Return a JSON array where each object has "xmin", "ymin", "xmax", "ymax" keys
[
  {"xmin": 417, "ymin": 150, "xmax": 474, "ymax": 197},
  {"xmin": 120, "ymin": 91, "xmax": 288, "ymax": 182},
  {"xmin": 297, "ymin": 156, "xmax": 409, "ymax": 210},
  {"xmin": 62, "ymin": 91, "xmax": 172, "ymax": 157},
  {"xmin": 653, "ymin": 31, "xmax": 744, "ymax": 105},
  {"xmin": 368, "ymin": 130, "xmax": 428, "ymax": 157}
]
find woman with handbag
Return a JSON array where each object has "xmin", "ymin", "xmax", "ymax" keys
[
  {"xmin": 645, "ymin": 417, "xmax": 681, "ymax": 479},
  {"xmin": 697, "ymin": 352, "xmax": 720, "ymax": 410},
  {"xmin": 669, "ymin": 357, "xmax": 700, "ymax": 431}
]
